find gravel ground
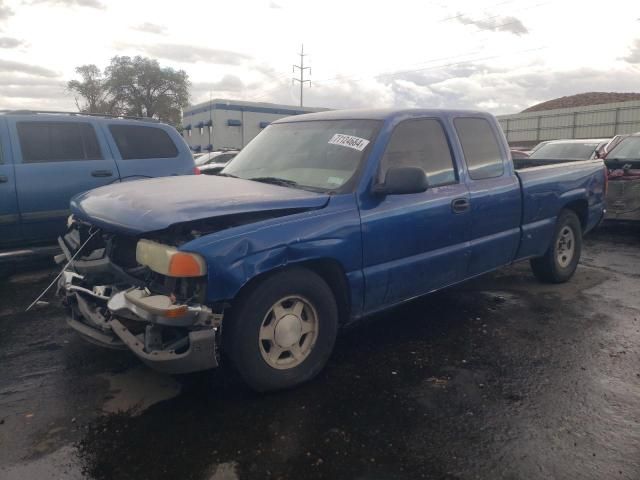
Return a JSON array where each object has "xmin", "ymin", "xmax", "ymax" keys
[{"xmin": 0, "ymin": 223, "xmax": 638, "ymax": 480}]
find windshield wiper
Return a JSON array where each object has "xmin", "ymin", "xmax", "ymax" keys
[{"xmin": 248, "ymin": 176, "xmax": 299, "ymax": 187}]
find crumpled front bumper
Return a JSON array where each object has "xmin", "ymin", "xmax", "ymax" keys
[{"xmin": 58, "ymin": 269, "xmax": 220, "ymax": 375}]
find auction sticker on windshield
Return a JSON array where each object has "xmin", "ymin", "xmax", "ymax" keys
[{"xmin": 328, "ymin": 133, "xmax": 370, "ymax": 151}]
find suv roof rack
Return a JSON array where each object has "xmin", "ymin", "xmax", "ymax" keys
[{"xmin": 0, "ymin": 109, "xmax": 160, "ymax": 122}]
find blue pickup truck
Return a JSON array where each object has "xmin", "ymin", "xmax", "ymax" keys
[
  {"xmin": 57, "ymin": 108, "xmax": 607, "ymax": 391},
  {"xmin": 0, "ymin": 111, "xmax": 194, "ymax": 257}
]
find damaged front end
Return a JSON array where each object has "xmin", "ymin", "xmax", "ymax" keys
[{"xmin": 57, "ymin": 219, "xmax": 222, "ymax": 374}]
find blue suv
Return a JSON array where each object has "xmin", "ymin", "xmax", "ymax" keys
[{"xmin": 0, "ymin": 111, "xmax": 195, "ymax": 253}]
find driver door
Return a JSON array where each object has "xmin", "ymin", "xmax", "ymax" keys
[{"xmin": 359, "ymin": 118, "xmax": 471, "ymax": 313}]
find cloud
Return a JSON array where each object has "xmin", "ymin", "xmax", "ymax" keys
[
  {"xmin": 0, "ymin": 73, "xmax": 67, "ymax": 110},
  {"xmin": 29, "ymin": 0, "xmax": 105, "ymax": 8},
  {"xmin": 0, "ymin": 73, "xmax": 62, "ymax": 85},
  {"xmin": 0, "ymin": 37, "xmax": 25, "ymax": 48},
  {"xmin": 624, "ymin": 39, "xmax": 640, "ymax": 64},
  {"xmin": 384, "ymin": 66, "xmax": 640, "ymax": 114},
  {"xmin": 0, "ymin": 0, "xmax": 13, "ymax": 20},
  {"xmin": 238, "ymin": 62, "xmax": 640, "ymax": 116},
  {"xmin": 1, "ymin": 83, "xmax": 66, "ymax": 98},
  {"xmin": 132, "ymin": 22, "xmax": 168, "ymax": 35},
  {"xmin": 192, "ymin": 75, "xmax": 245, "ymax": 97},
  {"xmin": 456, "ymin": 14, "xmax": 528, "ymax": 35},
  {"xmin": 136, "ymin": 44, "xmax": 252, "ymax": 65},
  {"xmin": 0, "ymin": 59, "xmax": 58, "ymax": 77}
]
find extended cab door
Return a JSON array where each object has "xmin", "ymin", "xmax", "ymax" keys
[
  {"xmin": 0, "ymin": 118, "xmax": 21, "ymax": 247},
  {"xmin": 452, "ymin": 117, "xmax": 521, "ymax": 275},
  {"xmin": 9, "ymin": 117, "xmax": 120, "ymax": 244},
  {"xmin": 360, "ymin": 118, "xmax": 471, "ymax": 313}
]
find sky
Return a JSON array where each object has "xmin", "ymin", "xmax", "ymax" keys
[{"xmin": 0, "ymin": 0, "xmax": 639, "ymax": 115}]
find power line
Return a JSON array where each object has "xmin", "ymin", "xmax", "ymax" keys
[{"xmin": 292, "ymin": 44, "xmax": 311, "ymax": 107}]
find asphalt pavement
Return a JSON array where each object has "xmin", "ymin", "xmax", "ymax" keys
[{"xmin": 0, "ymin": 223, "xmax": 638, "ymax": 480}]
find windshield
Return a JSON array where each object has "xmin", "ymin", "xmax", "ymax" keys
[
  {"xmin": 606, "ymin": 136, "xmax": 640, "ymax": 162},
  {"xmin": 195, "ymin": 152, "xmax": 215, "ymax": 166},
  {"xmin": 222, "ymin": 120, "xmax": 380, "ymax": 192},
  {"xmin": 195, "ymin": 152, "xmax": 237, "ymax": 166},
  {"xmin": 530, "ymin": 142, "xmax": 599, "ymax": 160}
]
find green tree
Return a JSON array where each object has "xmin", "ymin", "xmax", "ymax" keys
[
  {"xmin": 105, "ymin": 56, "xmax": 190, "ymax": 126},
  {"xmin": 67, "ymin": 56, "xmax": 190, "ymax": 126}
]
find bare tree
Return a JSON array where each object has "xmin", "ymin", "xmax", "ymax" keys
[{"xmin": 67, "ymin": 65, "xmax": 121, "ymax": 114}]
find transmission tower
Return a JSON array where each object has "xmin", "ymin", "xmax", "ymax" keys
[{"xmin": 292, "ymin": 44, "xmax": 311, "ymax": 107}]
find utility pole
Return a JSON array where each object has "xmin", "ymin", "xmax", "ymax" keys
[
  {"xmin": 208, "ymin": 91, "xmax": 212, "ymax": 150},
  {"xmin": 292, "ymin": 44, "xmax": 311, "ymax": 107}
]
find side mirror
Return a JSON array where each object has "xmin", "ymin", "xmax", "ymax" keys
[{"xmin": 373, "ymin": 166, "xmax": 428, "ymax": 195}]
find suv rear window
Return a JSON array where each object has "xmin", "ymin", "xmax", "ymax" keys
[
  {"xmin": 109, "ymin": 125, "xmax": 178, "ymax": 160},
  {"xmin": 17, "ymin": 122, "xmax": 102, "ymax": 163}
]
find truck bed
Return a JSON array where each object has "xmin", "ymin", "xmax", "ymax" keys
[{"xmin": 514, "ymin": 159, "xmax": 606, "ymax": 260}]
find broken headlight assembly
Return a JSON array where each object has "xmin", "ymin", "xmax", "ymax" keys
[{"xmin": 135, "ymin": 239, "xmax": 207, "ymax": 278}]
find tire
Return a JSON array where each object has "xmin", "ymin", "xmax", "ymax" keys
[
  {"xmin": 530, "ymin": 209, "xmax": 582, "ymax": 283},
  {"xmin": 224, "ymin": 267, "xmax": 338, "ymax": 392}
]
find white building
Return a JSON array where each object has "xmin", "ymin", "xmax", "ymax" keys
[{"xmin": 182, "ymin": 99, "xmax": 327, "ymax": 152}]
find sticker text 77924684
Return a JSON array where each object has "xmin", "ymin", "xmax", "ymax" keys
[{"xmin": 328, "ymin": 134, "xmax": 370, "ymax": 152}]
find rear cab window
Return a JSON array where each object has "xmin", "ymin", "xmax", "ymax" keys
[
  {"xmin": 109, "ymin": 125, "xmax": 178, "ymax": 160},
  {"xmin": 17, "ymin": 122, "xmax": 102, "ymax": 163},
  {"xmin": 454, "ymin": 117, "xmax": 504, "ymax": 180}
]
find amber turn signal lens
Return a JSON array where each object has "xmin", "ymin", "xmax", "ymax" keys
[
  {"xmin": 163, "ymin": 305, "xmax": 189, "ymax": 318},
  {"xmin": 168, "ymin": 252, "xmax": 206, "ymax": 277}
]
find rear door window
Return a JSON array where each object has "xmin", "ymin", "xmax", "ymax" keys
[
  {"xmin": 454, "ymin": 117, "xmax": 504, "ymax": 180},
  {"xmin": 109, "ymin": 125, "xmax": 178, "ymax": 160},
  {"xmin": 17, "ymin": 122, "xmax": 103, "ymax": 163}
]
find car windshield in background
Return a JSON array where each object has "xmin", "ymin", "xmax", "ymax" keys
[
  {"xmin": 195, "ymin": 152, "xmax": 215, "ymax": 166},
  {"xmin": 529, "ymin": 142, "xmax": 598, "ymax": 160},
  {"xmin": 196, "ymin": 151, "xmax": 239, "ymax": 166},
  {"xmin": 606, "ymin": 136, "xmax": 640, "ymax": 162},
  {"xmin": 222, "ymin": 120, "xmax": 381, "ymax": 192}
]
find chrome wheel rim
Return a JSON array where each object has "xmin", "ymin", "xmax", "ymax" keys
[
  {"xmin": 556, "ymin": 226, "xmax": 575, "ymax": 268},
  {"xmin": 259, "ymin": 295, "xmax": 319, "ymax": 370}
]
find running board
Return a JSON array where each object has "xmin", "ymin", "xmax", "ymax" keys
[{"xmin": 0, "ymin": 245, "xmax": 61, "ymax": 264}]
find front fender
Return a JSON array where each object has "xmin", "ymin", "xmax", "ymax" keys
[{"xmin": 182, "ymin": 195, "xmax": 363, "ymax": 306}]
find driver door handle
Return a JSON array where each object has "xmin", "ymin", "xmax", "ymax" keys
[
  {"xmin": 91, "ymin": 169, "xmax": 113, "ymax": 178},
  {"xmin": 451, "ymin": 198, "xmax": 470, "ymax": 213},
  {"xmin": 0, "ymin": 175, "xmax": 8, "ymax": 183}
]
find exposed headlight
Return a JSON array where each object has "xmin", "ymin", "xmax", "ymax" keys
[
  {"xmin": 67, "ymin": 215, "xmax": 75, "ymax": 228},
  {"xmin": 136, "ymin": 239, "xmax": 207, "ymax": 277}
]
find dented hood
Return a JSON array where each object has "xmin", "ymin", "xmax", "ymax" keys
[{"xmin": 70, "ymin": 175, "xmax": 329, "ymax": 235}]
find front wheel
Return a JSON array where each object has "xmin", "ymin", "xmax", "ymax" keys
[
  {"xmin": 224, "ymin": 267, "xmax": 338, "ymax": 392},
  {"xmin": 530, "ymin": 209, "xmax": 583, "ymax": 283}
]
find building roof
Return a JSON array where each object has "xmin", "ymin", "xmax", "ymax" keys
[
  {"xmin": 522, "ymin": 92, "xmax": 640, "ymax": 113},
  {"xmin": 184, "ymin": 98, "xmax": 327, "ymax": 117}
]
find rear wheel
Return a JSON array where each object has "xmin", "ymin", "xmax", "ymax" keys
[
  {"xmin": 530, "ymin": 209, "xmax": 582, "ymax": 283},
  {"xmin": 225, "ymin": 267, "xmax": 338, "ymax": 392}
]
